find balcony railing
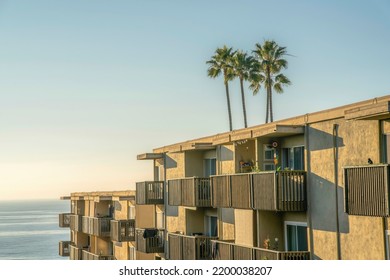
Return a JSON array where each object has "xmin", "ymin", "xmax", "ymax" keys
[
  {"xmin": 344, "ymin": 164, "xmax": 390, "ymax": 217},
  {"xmin": 168, "ymin": 178, "xmax": 212, "ymax": 207},
  {"xmin": 82, "ymin": 216, "xmax": 111, "ymax": 237},
  {"xmin": 70, "ymin": 214, "xmax": 82, "ymax": 232},
  {"xmin": 111, "ymin": 219, "xmax": 136, "ymax": 242},
  {"xmin": 59, "ymin": 241, "xmax": 70, "ymax": 257},
  {"xmin": 253, "ymin": 171, "xmax": 306, "ymax": 211},
  {"xmin": 59, "ymin": 213, "xmax": 71, "ymax": 227},
  {"xmin": 168, "ymin": 233, "xmax": 217, "ymax": 260},
  {"xmin": 211, "ymin": 175, "xmax": 231, "ymax": 208},
  {"xmin": 135, "ymin": 229, "xmax": 164, "ymax": 253},
  {"xmin": 211, "ymin": 171, "xmax": 306, "ymax": 211},
  {"xmin": 81, "ymin": 250, "xmax": 114, "ymax": 260},
  {"xmin": 69, "ymin": 244, "xmax": 82, "ymax": 260},
  {"xmin": 136, "ymin": 181, "xmax": 164, "ymax": 205},
  {"xmin": 211, "ymin": 240, "xmax": 310, "ymax": 260}
]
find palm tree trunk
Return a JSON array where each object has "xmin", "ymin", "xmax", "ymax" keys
[
  {"xmin": 265, "ymin": 87, "xmax": 269, "ymax": 123},
  {"xmin": 240, "ymin": 78, "xmax": 248, "ymax": 128},
  {"xmin": 269, "ymin": 86, "xmax": 273, "ymax": 122},
  {"xmin": 225, "ymin": 81, "xmax": 233, "ymax": 131}
]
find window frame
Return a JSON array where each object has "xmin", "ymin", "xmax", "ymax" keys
[{"xmin": 284, "ymin": 221, "xmax": 308, "ymax": 251}]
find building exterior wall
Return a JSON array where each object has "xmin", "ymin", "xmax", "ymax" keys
[
  {"xmin": 234, "ymin": 209, "xmax": 256, "ymax": 246},
  {"xmin": 217, "ymin": 144, "xmax": 234, "ymax": 175}
]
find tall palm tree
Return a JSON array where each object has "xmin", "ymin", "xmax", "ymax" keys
[
  {"xmin": 207, "ymin": 46, "xmax": 235, "ymax": 131},
  {"xmin": 232, "ymin": 50, "xmax": 255, "ymax": 128},
  {"xmin": 251, "ymin": 40, "xmax": 291, "ymax": 123}
]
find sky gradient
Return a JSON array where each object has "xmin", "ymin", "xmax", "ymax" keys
[{"xmin": 1, "ymin": 0, "xmax": 389, "ymax": 200}]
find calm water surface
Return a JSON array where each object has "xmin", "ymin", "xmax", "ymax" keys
[{"xmin": 0, "ymin": 200, "xmax": 69, "ymax": 260}]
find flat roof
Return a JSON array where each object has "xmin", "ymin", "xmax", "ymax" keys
[{"xmin": 152, "ymin": 95, "xmax": 390, "ymax": 153}]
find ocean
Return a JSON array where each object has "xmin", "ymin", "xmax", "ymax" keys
[{"xmin": 0, "ymin": 199, "xmax": 70, "ymax": 260}]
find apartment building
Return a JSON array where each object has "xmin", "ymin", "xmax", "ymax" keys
[{"xmin": 59, "ymin": 95, "xmax": 390, "ymax": 260}]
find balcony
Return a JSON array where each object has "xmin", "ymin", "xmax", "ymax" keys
[
  {"xmin": 111, "ymin": 220, "xmax": 136, "ymax": 242},
  {"xmin": 136, "ymin": 181, "xmax": 164, "ymax": 205},
  {"xmin": 59, "ymin": 213, "xmax": 71, "ymax": 227},
  {"xmin": 211, "ymin": 171, "xmax": 306, "ymax": 211},
  {"xmin": 211, "ymin": 240, "xmax": 310, "ymax": 260},
  {"xmin": 81, "ymin": 250, "xmax": 114, "ymax": 260},
  {"xmin": 168, "ymin": 178, "xmax": 212, "ymax": 207},
  {"xmin": 69, "ymin": 244, "xmax": 82, "ymax": 260},
  {"xmin": 82, "ymin": 216, "xmax": 111, "ymax": 237},
  {"xmin": 135, "ymin": 229, "xmax": 164, "ymax": 253},
  {"xmin": 59, "ymin": 241, "xmax": 70, "ymax": 257},
  {"xmin": 344, "ymin": 164, "xmax": 390, "ymax": 217},
  {"xmin": 70, "ymin": 214, "xmax": 82, "ymax": 232},
  {"xmin": 168, "ymin": 233, "xmax": 217, "ymax": 260}
]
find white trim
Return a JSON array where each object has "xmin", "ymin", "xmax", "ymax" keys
[{"xmin": 284, "ymin": 221, "xmax": 307, "ymax": 251}]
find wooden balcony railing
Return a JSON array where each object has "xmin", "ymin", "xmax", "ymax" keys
[
  {"xmin": 59, "ymin": 213, "xmax": 71, "ymax": 228},
  {"xmin": 211, "ymin": 171, "xmax": 306, "ymax": 211},
  {"xmin": 111, "ymin": 219, "xmax": 135, "ymax": 242},
  {"xmin": 69, "ymin": 244, "xmax": 82, "ymax": 260},
  {"xmin": 230, "ymin": 174, "xmax": 252, "ymax": 209},
  {"xmin": 211, "ymin": 240, "xmax": 310, "ymax": 260},
  {"xmin": 135, "ymin": 229, "xmax": 164, "ymax": 253},
  {"xmin": 69, "ymin": 214, "xmax": 82, "ymax": 232},
  {"xmin": 82, "ymin": 216, "xmax": 111, "ymax": 237},
  {"xmin": 211, "ymin": 175, "xmax": 231, "ymax": 208},
  {"xmin": 168, "ymin": 233, "xmax": 217, "ymax": 260},
  {"xmin": 168, "ymin": 178, "xmax": 212, "ymax": 207},
  {"xmin": 344, "ymin": 164, "xmax": 390, "ymax": 217},
  {"xmin": 81, "ymin": 250, "xmax": 114, "ymax": 260},
  {"xmin": 136, "ymin": 181, "xmax": 164, "ymax": 205},
  {"xmin": 59, "ymin": 241, "xmax": 70, "ymax": 257}
]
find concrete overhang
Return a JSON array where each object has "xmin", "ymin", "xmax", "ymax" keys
[
  {"xmin": 60, "ymin": 196, "xmax": 70, "ymax": 200},
  {"xmin": 345, "ymin": 101, "xmax": 390, "ymax": 120},
  {"xmin": 94, "ymin": 196, "xmax": 112, "ymax": 202},
  {"xmin": 112, "ymin": 195, "xmax": 135, "ymax": 201},
  {"xmin": 252, "ymin": 124, "xmax": 304, "ymax": 138},
  {"xmin": 137, "ymin": 153, "xmax": 164, "ymax": 160},
  {"xmin": 213, "ymin": 133, "xmax": 231, "ymax": 145},
  {"xmin": 181, "ymin": 142, "xmax": 215, "ymax": 151}
]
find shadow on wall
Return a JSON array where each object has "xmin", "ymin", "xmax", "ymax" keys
[
  {"xmin": 166, "ymin": 188, "xmax": 178, "ymax": 217},
  {"xmin": 220, "ymin": 146, "xmax": 234, "ymax": 161},
  {"xmin": 310, "ymin": 173, "xmax": 349, "ymax": 234},
  {"xmin": 309, "ymin": 127, "xmax": 345, "ymax": 151},
  {"xmin": 166, "ymin": 156, "xmax": 177, "ymax": 169},
  {"xmin": 114, "ymin": 201, "xmax": 122, "ymax": 212},
  {"xmin": 221, "ymin": 208, "xmax": 234, "ymax": 224}
]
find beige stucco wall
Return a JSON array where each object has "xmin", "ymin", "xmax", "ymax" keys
[
  {"xmin": 185, "ymin": 208, "xmax": 205, "ymax": 235},
  {"xmin": 185, "ymin": 151, "xmax": 204, "ymax": 177},
  {"xmin": 136, "ymin": 205, "xmax": 155, "ymax": 228},
  {"xmin": 217, "ymin": 144, "xmax": 234, "ymax": 175},
  {"xmin": 114, "ymin": 200, "xmax": 129, "ymax": 220},
  {"xmin": 219, "ymin": 208, "xmax": 235, "ymax": 240},
  {"xmin": 114, "ymin": 242, "xmax": 129, "ymax": 260},
  {"xmin": 165, "ymin": 152, "xmax": 185, "ymax": 180},
  {"xmin": 308, "ymin": 118, "xmax": 384, "ymax": 259},
  {"xmin": 234, "ymin": 209, "xmax": 256, "ymax": 246},
  {"xmin": 95, "ymin": 201, "xmax": 110, "ymax": 217},
  {"xmin": 137, "ymin": 251, "xmax": 155, "ymax": 260},
  {"xmin": 258, "ymin": 211, "xmax": 284, "ymax": 250},
  {"xmin": 166, "ymin": 206, "xmax": 186, "ymax": 234}
]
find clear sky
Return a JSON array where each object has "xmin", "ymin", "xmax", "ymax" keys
[{"xmin": 0, "ymin": 0, "xmax": 389, "ymax": 200}]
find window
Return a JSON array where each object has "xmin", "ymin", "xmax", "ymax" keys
[
  {"xmin": 263, "ymin": 145, "xmax": 275, "ymax": 160},
  {"xmin": 263, "ymin": 163, "xmax": 275, "ymax": 171},
  {"xmin": 205, "ymin": 216, "xmax": 218, "ymax": 237},
  {"xmin": 204, "ymin": 158, "xmax": 216, "ymax": 177},
  {"xmin": 284, "ymin": 222, "xmax": 308, "ymax": 251},
  {"xmin": 282, "ymin": 146, "xmax": 304, "ymax": 170}
]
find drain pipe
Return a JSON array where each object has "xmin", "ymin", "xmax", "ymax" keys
[
  {"xmin": 305, "ymin": 124, "xmax": 314, "ymax": 260},
  {"xmin": 333, "ymin": 124, "xmax": 341, "ymax": 260}
]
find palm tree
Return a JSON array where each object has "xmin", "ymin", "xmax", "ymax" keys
[
  {"xmin": 251, "ymin": 40, "xmax": 291, "ymax": 123},
  {"xmin": 207, "ymin": 46, "xmax": 235, "ymax": 131},
  {"xmin": 232, "ymin": 50, "xmax": 255, "ymax": 128}
]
